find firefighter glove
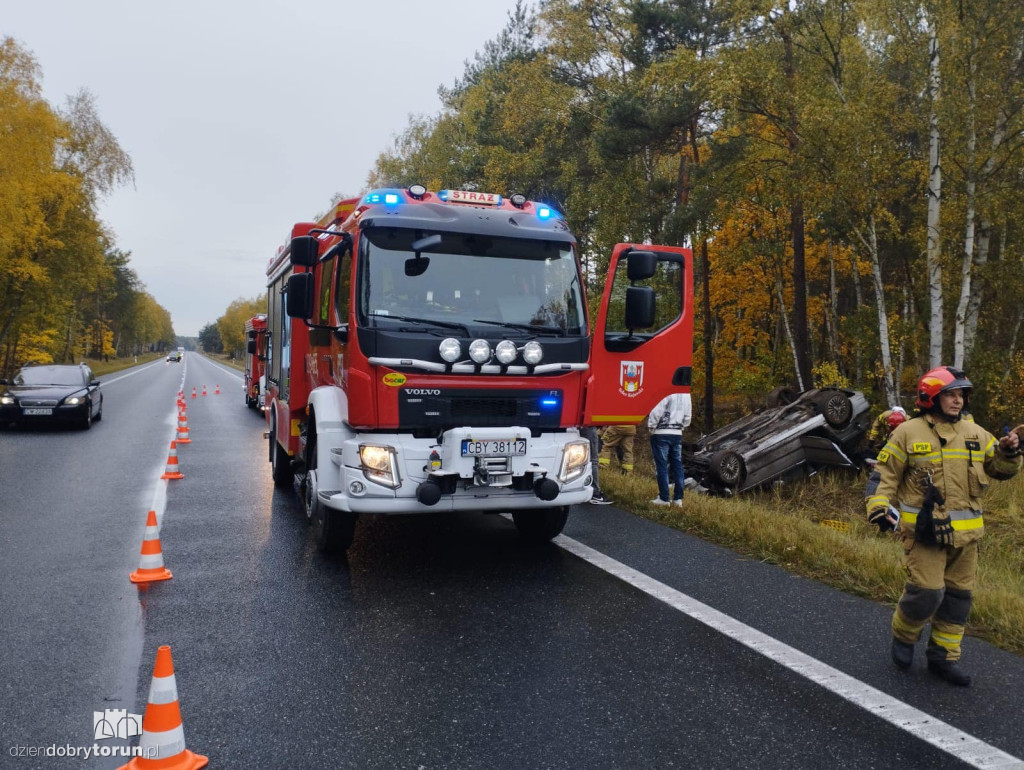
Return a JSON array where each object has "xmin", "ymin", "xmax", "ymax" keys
[
  {"xmin": 869, "ymin": 507, "xmax": 896, "ymax": 532},
  {"xmin": 932, "ymin": 514, "xmax": 956, "ymax": 547}
]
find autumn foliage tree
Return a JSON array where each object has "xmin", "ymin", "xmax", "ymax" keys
[
  {"xmin": 0, "ymin": 37, "xmax": 172, "ymax": 376},
  {"xmin": 367, "ymin": 0, "xmax": 1024, "ymax": 428}
]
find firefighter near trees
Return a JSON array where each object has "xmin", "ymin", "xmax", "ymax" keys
[
  {"xmin": 264, "ymin": 185, "xmax": 693, "ymax": 553},
  {"xmin": 866, "ymin": 366, "xmax": 1022, "ymax": 686}
]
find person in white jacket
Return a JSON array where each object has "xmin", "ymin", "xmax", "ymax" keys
[{"xmin": 648, "ymin": 392, "xmax": 691, "ymax": 505}]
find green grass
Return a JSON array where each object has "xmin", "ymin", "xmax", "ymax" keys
[
  {"xmin": 208, "ymin": 352, "xmax": 244, "ymax": 372},
  {"xmin": 601, "ymin": 455, "xmax": 1024, "ymax": 656},
  {"xmin": 87, "ymin": 352, "xmax": 165, "ymax": 377}
]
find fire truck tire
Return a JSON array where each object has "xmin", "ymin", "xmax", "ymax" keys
[
  {"xmin": 312, "ymin": 502, "xmax": 357, "ymax": 554},
  {"xmin": 512, "ymin": 506, "xmax": 569, "ymax": 543},
  {"xmin": 270, "ymin": 419, "xmax": 294, "ymax": 488}
]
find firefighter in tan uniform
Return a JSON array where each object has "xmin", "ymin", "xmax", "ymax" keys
[
  {"xmin": 866, "ymin": 406, "xmax": 907, "ymax": 453},
  {"xmin": 866, "ymin": 366, "xmax": 1022, "ymax": 686},
  {"xmin": 598, "ymin": 425, "xmax": 636, "ymax": 474}
]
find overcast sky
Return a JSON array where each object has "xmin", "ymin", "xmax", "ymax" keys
[{"xmin": 3, "ymin": 1, "xmax": 526, "ymax": 336}]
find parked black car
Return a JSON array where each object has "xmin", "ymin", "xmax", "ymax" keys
[
  {"xmin": 683, "ymin": 388, "xmax": 871, "ymax": 494},
  {"xmin": 0, "ymin": 363, "xmax": 103, "ymax": 430}
]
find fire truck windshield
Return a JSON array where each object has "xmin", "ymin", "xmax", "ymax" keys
[{"xmin": 359, "ymin": 228, "xmax": 586, "ymax": 336}]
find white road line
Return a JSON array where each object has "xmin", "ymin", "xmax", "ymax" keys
[{"xmin": 553, "ymin": 533, "xmax": 1024, "ymax": 769}]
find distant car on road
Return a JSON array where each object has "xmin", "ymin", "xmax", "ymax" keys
[
  {"xmin": 683, "ymin": 388, "xmax": 871, "ymax": 494},
  {"xmin": 166, "ymin": 351, "xmax": 182, "ymax": 362},
  {"xmin": 0, "ymin": 363, "xmax": 103, "ymax": 430}
]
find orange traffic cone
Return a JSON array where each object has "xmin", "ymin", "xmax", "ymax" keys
[
  {"xmin": 190, "ymin": 387, "xmax": 196, "ymax": 399},
  {"xmin": 129, "ymin": 510, "xmax": 172, "ymax": 584},
  {"xmin": 118, "ymin": 646, "xmax": 208, "ymax": 770},
  {"xmin": 214, "ymin": 384, "xmax": 220, "ymax": 395},
  {"xmin": 160, "ymin": 441, "xmax": 184, "ymax": 480},
  {"xmin": 176, "ymin": 411, "xmax": 191, "ymax": 445},
  {"xmin": 201, "ymin": 385, "xmax": 207, "ymax": 397}
]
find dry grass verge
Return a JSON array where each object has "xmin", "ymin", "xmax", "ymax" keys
[{"xmin": 601, "ymin": 463, "xmax": 1024, "ymax": 656}]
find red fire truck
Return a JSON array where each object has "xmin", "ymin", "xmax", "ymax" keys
[
  {"xmin": 243, "ymin": 314, "xmax": 267, "ymax": 409},
  {"xmin": 265, "ymin": 185, "xmax": 692, "ymax": 552}
]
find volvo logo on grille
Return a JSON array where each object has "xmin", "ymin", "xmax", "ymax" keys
[{"xmin": 405, "ymin": 389, "xmax": 441, "ymax": 396}]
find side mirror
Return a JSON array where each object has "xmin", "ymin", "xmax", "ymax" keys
[
  {"xmin": 627, "ymin": 250, "xmax": 657, "ymax": 281},
  {"xmin": 290, "ymin": 235, "xmax": 319, "ymax": 267},
  {"xmin": 286, "ymin": 273, "xmax": 314, "ymax": 319},
  {"xmin": 247, "ymin": 340, "xmax": 257, "ymax": 354},
  {"xmin": 92, "ymin": 380, "xmax": 102, "ymax": 386},
  {"xmin": 624, "ymin": 286, "xmax": 656, "ymax": 330}
]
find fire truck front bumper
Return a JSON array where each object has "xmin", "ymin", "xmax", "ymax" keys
[{"xmin": 318, "ymin": 427, "xmax": 593, "ymax": 514}]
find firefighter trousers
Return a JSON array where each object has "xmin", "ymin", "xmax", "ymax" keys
[
  {"xmin": 891, "ymin": 535, "xmax": 978, "ymax": 662},
  {"xmin": 599, "ymin": 425, "xmax": 636, "ymax": 474}
]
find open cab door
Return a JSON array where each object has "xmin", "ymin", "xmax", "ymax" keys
[{"xmin": 583, "ymin": 243, "xmax": 694, "ymax": 426}]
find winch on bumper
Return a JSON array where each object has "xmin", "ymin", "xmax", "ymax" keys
[{"xmin": 318, "ymin": 426, "xmax": 592, "ymax": 513}]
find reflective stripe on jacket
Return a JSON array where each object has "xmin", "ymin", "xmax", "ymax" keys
[{"xmin": 865, "ymin": 414, "xmax": 1021, "ymax": 547}]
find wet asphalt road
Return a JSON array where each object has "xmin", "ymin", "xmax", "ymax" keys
[{"xmin": 2, "ymin": 354, "xmax": 1023, "ymax": 769}]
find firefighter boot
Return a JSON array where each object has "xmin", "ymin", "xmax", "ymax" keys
[
  {"xmin": 891, "ymin": 638, "xmax": 914, "ymax": 670},
  {"xmin": 927, "ymin": 659, "xmax": 972, "ymax": 687}
]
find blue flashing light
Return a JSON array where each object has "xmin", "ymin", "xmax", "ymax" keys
[
  {"xmin": 537, "ymin": 207, "xmax": 552, "ymax": 219},
  {"xmin": 438, "ymin": 190, "xmax": 450, "ymax": 201},
  {"xmin": 540, "ymin": 397, "xmax": 560, "ymax": 408},
  {"xmin": 363, "ymin": 189, "xmax": 405, "ymax": 206}
]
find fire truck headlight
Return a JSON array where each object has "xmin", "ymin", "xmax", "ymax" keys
[
  {"xmin": 439, "ymin": 338, "xmax": 462, "ymax": 363},
  {"xmin": 559, "ymin": 440, "xmax": 590, "ymax": 483},
  {"xmin": 522, "ymin": 341, "xmax": 543, "ymax": 365},
  {"xmin": 1, "ymin": 395, "xmax": 15, "ymax": 405},
  {"xmin": 359, "ymin": 444, "xmax": 400, "ymax": 488},
  {"xmin": 495, "ymin": 340, "xmax": 518, "ymax": 364},
  {"xmin": 469, "ymin": 339, "xmax": 491, "ymax": 364}
]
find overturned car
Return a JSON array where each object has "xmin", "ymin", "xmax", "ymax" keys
[{"xmin": 684, "ymin": 388, "xmax": 871, "ymax": 494}]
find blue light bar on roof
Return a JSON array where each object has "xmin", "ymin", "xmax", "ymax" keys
[{"xmin": 363, "ymin": 189, "xmax": 404, "ymax": 206}]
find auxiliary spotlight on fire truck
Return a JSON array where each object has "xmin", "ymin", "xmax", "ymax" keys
[
  {"xmin": 265, "ymin": 185, "xmax": 692, "ymax": 552},
  {"xmin": 243, "ymin": 314, "xmax": 267, "ymax": 409}
]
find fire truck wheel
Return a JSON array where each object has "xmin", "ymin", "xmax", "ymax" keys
[
  {"xmin": 312, "ymin": 502, "xmax": 357, "ymax": 554},
  {"xmin": 512, "ymin": 507, "xmax": 569, "ymax": 543},
  {"xmin": 270, "ymin": 419, "xmax": 294, "ymax": 488}
]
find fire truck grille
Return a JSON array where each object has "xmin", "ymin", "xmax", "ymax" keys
[
  {"xmin": 451, "ymin": 398, "xmax": 518, "ymax": 419},
  {"xmin": 398, "ymin": 388, "xmax": 562, "ymax": 431}
]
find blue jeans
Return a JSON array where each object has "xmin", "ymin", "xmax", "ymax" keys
[{"xmin": 650, "ymin": 433, "xmax": 685, "ymax": 501}]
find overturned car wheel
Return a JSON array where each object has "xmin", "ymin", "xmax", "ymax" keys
[
  {"xmin": 710, "ymin": 450, "xmax": 746, "ymax": 488},
  {"xmin": 817, "ymin": 390, "xmax": 853, "ymax": 427}
]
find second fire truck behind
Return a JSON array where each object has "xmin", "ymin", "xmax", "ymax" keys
[{"xmin": 265, "ymin": 185, "xmax": 693, "ymax": 552}]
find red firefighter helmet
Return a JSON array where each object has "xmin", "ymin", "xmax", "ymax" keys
[
  {"xmin": 915, "ymin": 366, "xmax": 973, "ymax": 410},
  {"xmin": 886, "ymin": 408, "xmax": 907, "ymax": 431}
]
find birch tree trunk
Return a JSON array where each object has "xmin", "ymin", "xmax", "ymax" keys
[
  {"xmin": 852, "ymin": 251, "xmax": 863, "ymax": 385},
  {"xmin": 775, "ymin": 276, "xmax": 804, "ymax": 391},
  {"xmin": 856, "ymin": 217, "xmax": 897, "ymax": 405},
  {"xmin": 825, "ymin": 241, "xmax": 840, "ymax": 363},
  {"xmin": 953, "ymin": 41, "xmax": 978, "ymax": 369},
  {"xmin": 963, "ymin": 219, "xmax": 990, "ymax": 364},
  {"xmin": 925, "ymin": 18, "xmax": 944, "ymax": 367}
]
